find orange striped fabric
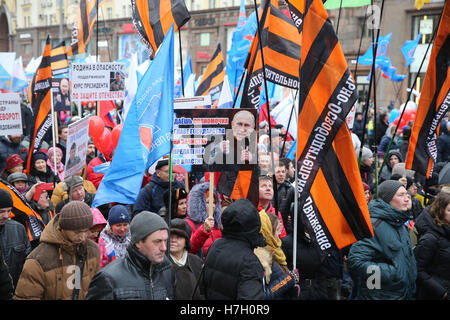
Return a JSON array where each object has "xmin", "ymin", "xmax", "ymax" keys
[
  {"xmin": 195, "ymin": 44, "xmax": 225, "ymax": 98},
  {"xmin": 132, "ymin": 0, "xmax": 190, "ymax": 59},
  {"xmin": 50, "ymin": 41, "xmax": 69, "ymax": 76},
  {"xmin": 241, "ymin": 2, "xmax": 301, "ymax": 108},
  {"xmin": 281, "ymin": 0, "xmax": 372, "ymax": 253},
  {"xmin": 68, "ymin": 0, "xmax": 106, "ymax": 56},
  {"xmin": 0, "ymin": 180, "xmax": 45, "ymax": 242},
  {"xmin": 405, "ymin": 2, "xmax": 450, "ymax": 178},
  {"xmin": 26, "ymin": 36, "xmax": 53, "ymax": 175}
]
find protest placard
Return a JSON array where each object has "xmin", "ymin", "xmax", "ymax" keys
[
  {"xmin": 52, "ymin": 78, "xmax": 71, "ymax": 112},
  {"xmin": 172, "ymin": 108, "xmax": 257, "ymax": 172},
  {"xmin": 71, "ymin": 63, "xmax": 126, "ymax": 102},
  {"xmin": 64, "ymin": 116, "xmax": 90, "ymax": 178},
  {"xmin": 0, "ymin": 93, "xmax": 22, "ymax": 136}
]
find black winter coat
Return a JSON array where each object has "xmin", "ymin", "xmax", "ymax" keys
[
  {"xmin": 28, "ymin": 166, "xmax": 60, "ymax": 186},
  {"xmin": 0, "ymin": 220, "xmax": 31, "ymax": 288},
  {"xmin": 170, "ymin": 252, "xmax": 204, "ymax": 300},
  {"xmin": 0, "ymin": 137, "xmax": 28, "ymax": 172},
  {"xmin": 86, "ymin": 244, "xmax": 176, "ymax": 300},
  {"xmin": 0, "ymin": 248, "xmax": 13, "ymax": 300},
  {"xmin": 414, "ymin": 208, "xmax": 450, "ymax": 300},
  {"xmin": 272, "ymin": 181, "xmax": 294, "ymax": 234}
]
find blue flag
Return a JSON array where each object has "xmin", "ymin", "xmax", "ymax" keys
[
  {"xmin": 226, "ymin": 3, "xmax": 257, "ymax": 100},
  {"xmin": 357, "ymin": 33, "xmax": 392, "ymax": 65},
  {"xmin": 174, "ymin": 54, "xmax": 192, "ymax": 98},
  {"xmin": 92, "ymin": 25, "xmax": 175, "ymax": 208},
  {"xmin": 401, "ymin": 33, "xmax": 421, "ymax": 67},
  {"xmin": 285, "ymin": 139, "xmax": 296, "ymax": 160}
]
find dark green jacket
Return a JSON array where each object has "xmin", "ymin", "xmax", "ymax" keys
[{"xmin": 348, "ymin": 199, "xmax": 417, "ymax": 300}]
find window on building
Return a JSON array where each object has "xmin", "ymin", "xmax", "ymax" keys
[
  {"xmin": 412, "ymin": 14, "xmax": 440, "ymax": 44},
  {"xmin": 209, "ymin": 0, "xmax": 216, "ymax": 9},
  {"xmin": 358, "ymin": 16, "xmax": 373, "ymax": 39},
  {"xmin": 22, "ymin": 43, "xmax": 32, "ymax": 55},
  {"xmin": 107, "ymin": 7, "xmax": 113, "ymax": 19},
  {"xmin": 200, "ymin": 33, "xmax": 210, "ymax": 46}
]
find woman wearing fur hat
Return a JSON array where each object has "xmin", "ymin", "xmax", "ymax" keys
[
  {"xmin": 28, "ymin": 151, "xmax": 60, "ymax": 187},
  {"xmin": 185, "ymin": 182, "xmax": 222, "ymax": 259},
  {"xmin": 347, "ymin": 180, "xmax": 417, "ymax": 300},
  {"xmin": 414, "ymin": 191, "xmax": 450, "ymax": 300},
  {"xmin": 15, "ymin": 201, "xmax": 100, "ymax": 300},
  {"xmin": 99, "ymin": 205, "xmax": 131, "ymax": 266},
  {"xmin": 169, "ymin": 218, "xmax": 204, "ymax": 300}
]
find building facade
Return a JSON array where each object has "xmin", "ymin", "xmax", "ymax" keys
[{"xmin": 7, "ymin": 0, "xmax": 446, "ymax": 109}]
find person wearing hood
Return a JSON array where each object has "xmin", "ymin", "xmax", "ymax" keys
[
  {"xmin": 158, "ymin": 187, "xmax": 188, "ymax": 224},
  {"xmin": 54, "ymin": 175, "xmax": 95, "ymax": 213},
  {"xmin": 27, "ymin": 151, "xmax": 60, "ymax": 187},
  {"xmin": 14, "ymin": 201, "xmax": 100, "ymax": 300},
  {"xmin": 99, "ymin": 205, "xmax": 131, "ymax": 266},
  {"xmin": 169, "ymin": 218, "xmax": 204, "ymax": 300},
  {"xmin": 86, "ymin": 211, "xmax": 176, "ymax": 300},
  {"xmin": 201, "ymin": 198, "xmax": 266, "ymax": 300},
  {"xmin": 347, "ymin": 180, "xmax": 417, "ymax": 300},
  {"xmin": 0, "ymin": 135, "xmax": 28, "ymax": 172},
  {"xmin": 88, "ymin": 208, "xmax": 108, "ymax": 268},
  {"xmin": 379, "ymin": 149, "xmax": 403, "ymax": 183},
  {"xmin": 414, "ymin": 191, "xmax": 450, "ymax": 300},
  {"xmin": 132, "ymin": 159, "xmax": 185, "ymax": 218},
  {"xmin": 46, "ymin": 147, "xmax": 65, "ymax": 182},
  {"xmin": 185, "ymin": 182, "xmax": 222, "ymax": 259},
  {"xmin": 359, "ymin": 147, "xmax": 375, "ymax": 193},
  {"xmin": 378, "ymin": 125, "xmax": 399, "ymax": 154}
]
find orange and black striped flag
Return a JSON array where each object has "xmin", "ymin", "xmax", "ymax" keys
[
  {"xmin": 50, "ymin": 41, "xmax": 69, "ymax": 76},
  {"xmin": 241, "ymin": 2, "xmax": 301, "ymax": 109},
  {"xmin": 195, "ymin": 44, "xmax": 226, "ymax": 98},
  {"xmin": 283, "ymin": 0, "xmax": 372, "ymax": 253},
  {"xmin": 68, "ymin": 0, "xmax": 106, "ymax": 56},
  {"xmin": 0, "ymin": 180, "xmax": 45, "ymax": 242},
  {"xmin": 132, "ymin": 0, "xmax": 191, "ymax": 59},
  {"xmin": 26, "ymin": 36, "xmax": 53, "ymax": 175},
  {"xmin": 406, "ymin": 2, "xmax": 449, "ymax": 178}
]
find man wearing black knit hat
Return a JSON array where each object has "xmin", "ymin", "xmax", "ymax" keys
[
  {"xmin": 15, "ymin": 201, "xmax": 100, "ymax": 300},
  {"xmin": 0, "ymin": 189, "xmax": 31, "ymax": 290}
]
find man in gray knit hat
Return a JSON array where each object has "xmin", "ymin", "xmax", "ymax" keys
[{"xmin": 87, "ymin": 211, "xmax": 176, "ymax": 300}]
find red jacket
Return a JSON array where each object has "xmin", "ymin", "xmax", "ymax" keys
[
  {"xmin": 86, "ymin": 156, "xmax": 106, "ymax": 190},
  {"xmin": 185, "ymin": 218, "xmax": 222, "ymax": 258}
]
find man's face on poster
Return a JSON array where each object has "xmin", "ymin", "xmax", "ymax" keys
[
  {"xmin": 60, "ymin": 79, "xmax": 69, "ymax": 95},
  {"xmin": 231, "ymin": 111, "xmax": 255, "ymax": 142},
  {"xmin": 69, "ymin": 147, "xmax": 76, "ymax": 160}
]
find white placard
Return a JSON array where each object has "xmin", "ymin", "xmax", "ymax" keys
[
  {"xmin": 0, "ymin": 93, "xmax": 22, "ymax": 136},
  {"xmin": 64, "ymin": 116, "xmax": 90, "ymax": 178},
  {"xmin": 71, "ymin": 63, "xmax": 126, "ymax": 102},
  {"xmin": 174, "ymin": 96, "xmax": 212, "ymax": 109}
]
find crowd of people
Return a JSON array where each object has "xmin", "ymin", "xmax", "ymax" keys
[{"xmin": 0, "ymin": 103, "xmax": 449, "ymax": 301}]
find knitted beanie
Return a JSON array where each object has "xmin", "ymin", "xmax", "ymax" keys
[
  {"xmin": 31, "ymin": 151, "xmax": 48, "ymax": 163},
  {"xmin": 130, "ymin": 211, "xmax": 168, "ymax": 244},
  {"xmin": 59, "ymin": 201, "xmax": 93, "ymax": 230},
  {"xmin": 378, "ymin": 180, "xmax": 405, "ymax": 204},
  {"xmin": 361, "ymin": 147, "xmax": 373, "ymax": 162},
  {"xmin": 0, "ymin": 189, "xmax": 13, "ymax": 209},
  {"xmin": 108, "ymin": 205, "xmax": 130, "ymax": 226}
]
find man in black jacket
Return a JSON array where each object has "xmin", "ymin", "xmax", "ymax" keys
[
  {"xmin": 0, "ymin": 189, "xmax": 31, "ymax": 289},
  {"xmin": 202, "ymin": 198, "xmax": 266, "ymax": 300},
  {"xmin": 273, "ymin": 159, "xmax": 294, "ymax": 234},
  {"xmin": 87, "ymin": 211, "xmax": 176, "ymax": 300}
]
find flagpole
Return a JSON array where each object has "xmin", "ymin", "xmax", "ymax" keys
[
  {"xmin": 50, "ymin": 81, "xmax": 59, "ymax": 187},
  {"xmin": 293, "ymin": 89, "xmax": 299, "ymax": 271},
  {"xmin": 231, "ymin": 69, "xmax": 247, "ymax": 109},
  {"xmin": 335, "ymin": 0, "xmax": 344, "ymax": 36},
  {"xmin": 377, "ymin": 15, "xmax": 440, "ymax": 179},
  {"xmin": 178, "ymin": 30, "xmax": 185, "ymax": 96},
  {"xmin": 253, "ymin": 0, "xmax": 279, "ymax": 215},
  {"xmin": 280, "ymin": 90, "xmax": 298, "ymax": 156}
]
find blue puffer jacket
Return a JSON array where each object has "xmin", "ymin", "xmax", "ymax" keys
[{"xmin": 347, "ymin": 198, "xmax": 417, "ymax": 300}]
